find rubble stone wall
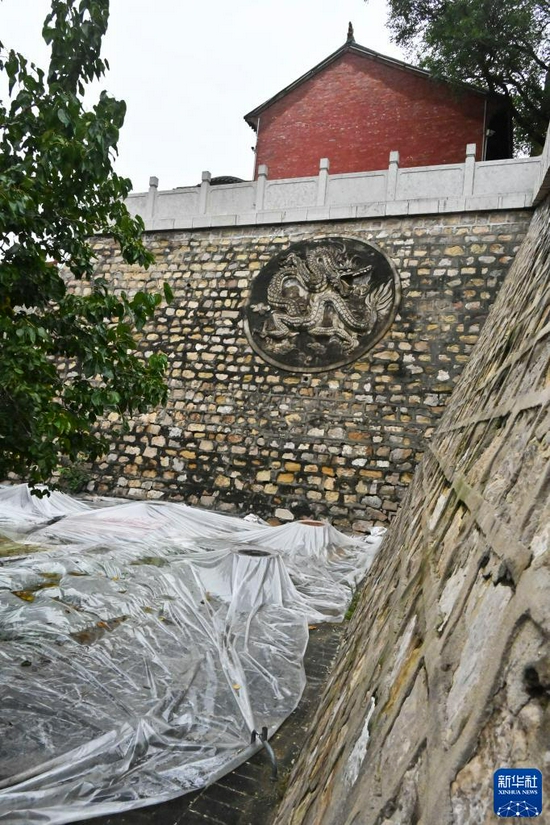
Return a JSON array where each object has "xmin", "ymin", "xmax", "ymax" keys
[
  {"xmin": 273, "ymin": 197, "xmax": 550, "ymax": 824},
  {"xmin": 86, "ymin": 210, "xmax": 531, "ymax": 529}
]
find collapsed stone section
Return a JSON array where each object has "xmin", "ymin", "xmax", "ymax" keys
[
  {"xmin": 273, "ymin": 199, "xmax": 550, "ymax": 824},
  {"xmin": 82, "ymin": 211, "xmax": 530, "ymax": 529}
]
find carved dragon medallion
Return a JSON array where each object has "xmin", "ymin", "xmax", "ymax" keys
[{"xmin": 244, "ymin": 237, "xmax": 400, "ymax": 373}]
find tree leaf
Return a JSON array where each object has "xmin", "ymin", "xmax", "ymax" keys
[{"xmin": 0, "ymin": 0, "xmax": 168, "ymax": 491}]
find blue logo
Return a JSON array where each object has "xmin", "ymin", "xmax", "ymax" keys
[{"xmin": 494, "ymin": 769, "xmax": 543, "ymax": 817}]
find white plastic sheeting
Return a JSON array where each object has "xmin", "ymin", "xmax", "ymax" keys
[{"xmin": 0, "ymin": 485, "xmax": 384, "ymax": 824}]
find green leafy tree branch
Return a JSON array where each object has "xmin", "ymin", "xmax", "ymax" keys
[
  {"xmin": 379, "ymin": 0, "xmax": 549, "ymax": 153},
  {"xmin": 0, "ymin": 0, "xmax": 172, "ymax": 489}
]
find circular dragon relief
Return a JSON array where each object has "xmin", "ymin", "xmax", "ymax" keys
[{"xmin": 244, "ymin": 237, "xmax": 400, "ymax": 373}]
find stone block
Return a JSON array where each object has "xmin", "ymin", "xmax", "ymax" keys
[{"xmin": 275, "ymin": 508, "xmax": 294, "ymax": 521}]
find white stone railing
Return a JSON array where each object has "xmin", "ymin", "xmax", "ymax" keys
[{"xmin": 126, "ymin": 145, "xmax": 542, "ymax": 231}]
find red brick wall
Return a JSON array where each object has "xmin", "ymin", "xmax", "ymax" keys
[{"xmin": 253, "ymin": 53, "xmax": 487, "ymax": 179}]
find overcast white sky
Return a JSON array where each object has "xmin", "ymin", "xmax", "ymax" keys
[{"xmin": 0, "ymin": 0, "xmax": 405, "ymax": 191}]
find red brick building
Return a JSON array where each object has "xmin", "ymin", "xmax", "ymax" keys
[{"xmin": 245, "ymin": 31, "xmax": 512, "ymax": 180}]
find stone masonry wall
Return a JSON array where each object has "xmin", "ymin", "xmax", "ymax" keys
[
  {"xmin": 85, "ymin": 210, "xmax": 531, "ymax": 530},
  {"xmin": 273, "ymin": 197, "xmax": 550, "ymax": 824}
]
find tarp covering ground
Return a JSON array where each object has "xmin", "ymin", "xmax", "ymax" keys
[{"xmin": 0, "ymin": 485, "xmax": 383, "ymax": 824}]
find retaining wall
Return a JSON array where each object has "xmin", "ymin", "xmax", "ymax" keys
[
  {"xmin": 86, "ymin": 209, "xmax": 531, "ymax": 529},
  {"xmin": 273, "ymin": 187, "xmax": 550, "ymax": 825}
]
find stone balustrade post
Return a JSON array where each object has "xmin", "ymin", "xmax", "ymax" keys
[
  {"xmin": 317, "ymin": 158, "xmax": 330, "ymax": 206},
  {"xmin": 387, "ymin": 151, "xmax": 399, "ymax": 200},
  {"xmin": 144, "ymin": 176, "xmax": 158, "ymax": 228},
  {"xmin": 463, "ymin": 143, "xmax": 476, "ymax": 196},
  {"xmin": 256, "ymin": 164, "xmax": 268, "ymax": 211},
  {"xmin": 199, "ymin": 171, "xmax": 211, "ymax": 214}
]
